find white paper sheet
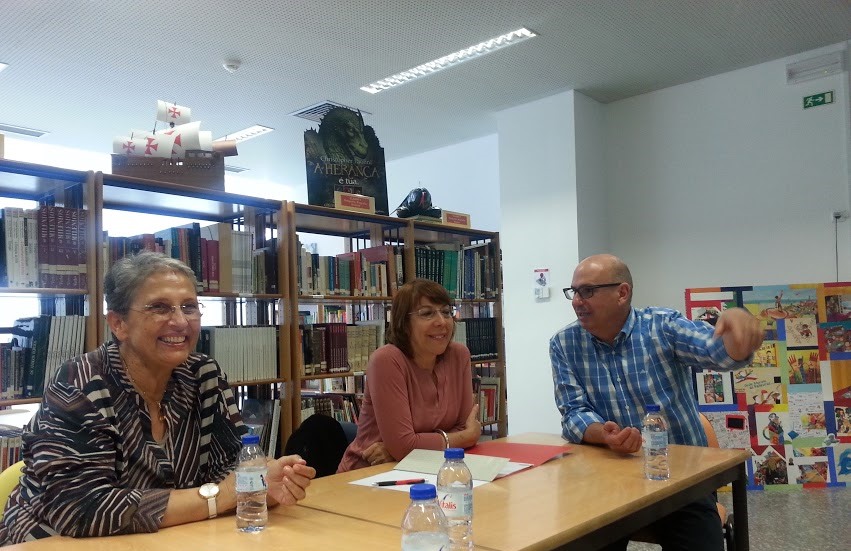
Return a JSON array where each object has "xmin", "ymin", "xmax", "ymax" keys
[{"xmin": 395, "ymin": 449, "xmax": 509, "ymax": 481}]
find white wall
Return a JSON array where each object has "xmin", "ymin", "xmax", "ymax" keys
[
  {"xmin": 574, "ymin": 92, "xmax": 609, "ymax": 259},
  {"xmin": 496, "ymin": 91, "xmax": 582, "ymax": 435},
  {"xmin": 386, "ymin": 135, "xmax": 500, "ymax": 231},
  {"xmin": 607, "ymin": 42, "xmax": 851, "ymax": 311}
]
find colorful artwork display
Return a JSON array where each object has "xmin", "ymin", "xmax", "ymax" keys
[{"xmin": 685, "ymin": 283, "xmax": 851, "ymax": 490}]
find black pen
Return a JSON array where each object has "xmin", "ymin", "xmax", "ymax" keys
[{"xmin": 373, "ymin": 478, "xmax": 426, "ymax": 486}]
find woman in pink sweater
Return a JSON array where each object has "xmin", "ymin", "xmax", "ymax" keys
[{"xmin": 338, "ymin": 279, "xmax": 481, "ymax": 472}]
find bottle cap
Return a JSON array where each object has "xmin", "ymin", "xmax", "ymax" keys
[
  {"xmin": 241, "ymin": 434, "xmax": 261, "ymax": 445},
  {"xmin": 646, "ymin": 404, "xmax": 661, "ymax": 413},
  {"xmin": 410, "ymin": 483, "xmax": 437, "ymax": 500},
  {"xmin": 444, "ymin": 447, "xmax": 465, "ymax": 459}
]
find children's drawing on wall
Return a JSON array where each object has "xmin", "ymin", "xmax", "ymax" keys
[
  {"xmin": 835, "ymin": 407, "xmax": 851, "ymax": 436},
  {"xmin": 824, "ymin": 325, "xmax": 851, "ymax": 354},
  {"xmin": 834, "ymin": 445, "xmax": 851, "ymax": 483},
  {"xmin": 785, "ymin": 315, "xmax": 818, "ymax": 347},
  {"xmin": 704, "ymin": 412, "xmax": 751, "ymax": 448},
  {"xmin": 795, "ymin": 461, "xmax": 829, "ymax": 484},
  {"xmin": 691, "ymin": 306, "xmax": 721, "ymax": 326},
  {"xmin": 758, "ymin": 412, "xmax": 787, "ymax": 446},
  {"xmin": 753, "ymin": 448, "xmax": 789, "ymax": 486},
  {"xmin": 787, "ymin": 350, "xmax": 821, "ymax": 384},
  {"xmin": 734, "ymin": 367, "xmax": 783, "ymax": 405},
  {"xmin": 831, "ymin": 360, "xmax": 851, "ymax": 408},
  {"xmin": 825, "ymin": 294, "xmax": 851, "ymax": 322},
  {"xmin": 686, "ymin": 282, "xmax": 851, "ymax": 489},
  {"xmin": 788, "ymin": 391, "xmax": 827, "ymax": 439},
  {"xmin": 696, "ymin": 370, "xmax": 734, "ymax": 405},
  {"xmin": 752, "ymin": 341, "xmax": 779, "ymax": 367}
]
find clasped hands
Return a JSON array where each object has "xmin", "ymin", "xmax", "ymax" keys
[{"xmin": 362, "ymin": 404, "xmax": 482, "ymax": 466}]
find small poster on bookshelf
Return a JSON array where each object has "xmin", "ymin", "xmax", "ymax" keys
[{"xmin": 304, "ymin": 107, "xmax": 389, "ymax": 215}]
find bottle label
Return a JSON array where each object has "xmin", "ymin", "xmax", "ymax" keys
[
  {"xmin": 438, "ymin": 489, "xmax": 472, "ymax": 518},
  {"xmin": 643, "ymin": 430, "xmax": 668, "ymax": 449},
  {"xmin": 236, "ymin": 469, "xmax": 268, "ymax": 492}
]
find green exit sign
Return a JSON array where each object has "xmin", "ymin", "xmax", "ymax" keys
[{"xmin": 803, "ymin": 91, "xmax": 834, "ymax": 109}]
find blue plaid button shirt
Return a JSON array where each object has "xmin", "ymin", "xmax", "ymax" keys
[{"xmin": 550, "ymin": 307, "xmax": 750, "ymax": 446}]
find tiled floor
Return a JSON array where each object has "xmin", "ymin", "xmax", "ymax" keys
[{"xmin": 626, "ymin": 487, "xmax": 849, "ymax": 551}]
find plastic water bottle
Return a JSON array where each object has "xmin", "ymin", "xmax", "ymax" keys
[
  {"xmin": 436, "ymin": 448, "xmax": 473, "ymax": 550},
  {"xmin": 236, "ymin": 433, "xmax": 268, "ymax": 532},
  {"xmin": 401, "ymin": 483, "xmax": 449, "ymax": 550},
  {"xmin": 642, "ymin": 404, "xmax": 670, "ymax": 480}
]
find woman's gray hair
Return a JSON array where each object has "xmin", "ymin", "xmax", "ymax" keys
[{"xmin": 104, "ymin": 251, "xmax": 198, "ymax": 314}]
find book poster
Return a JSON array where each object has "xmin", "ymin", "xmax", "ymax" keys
[
  {"xmin": 686, "ymin": 282, "xmax": 851, "ymax": 491},
  {"xmin": 304, "ymin": 107, "xmax": 389, "ymax": 215}
]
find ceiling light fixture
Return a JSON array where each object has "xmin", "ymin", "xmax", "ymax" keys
[
  {"xmin": 0, "ymin": 62, "xmax": 8, "ymax": 73},
  {"xmin": 214, "ymin": 124, "xmax": 274, "ymax": 143},
  {"xmin": 360, "ymin": 27, "xmax": 537, "ymax": 94},
  {"xmin": 0, "ymin": 122, "xmax": 48, "ymax": 138},
  {"xmin": 786, "ymin": 51, "xmax": 845, "ymax": 85}
]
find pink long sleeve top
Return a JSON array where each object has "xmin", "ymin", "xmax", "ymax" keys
[{"xmin": 337, "ymin": 342, "xmax": 473, "ymax": 472}]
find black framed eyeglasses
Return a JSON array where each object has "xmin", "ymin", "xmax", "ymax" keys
[{"xmin": 562, "ymin": 283, "xmax": 622, "ymax": 300}]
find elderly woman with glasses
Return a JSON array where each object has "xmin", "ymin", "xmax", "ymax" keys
[
  {"xmin": 338, "ymin": 278, "xmax": 481, "ymax": 472},
  {"xmin": 0, "ymin": 252, "xmax": 315, "ymax": 544}
]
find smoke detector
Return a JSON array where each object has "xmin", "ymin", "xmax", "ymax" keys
[{"xmin": 223, "ymin": 59, "xmax": 241, "ymax": 73}]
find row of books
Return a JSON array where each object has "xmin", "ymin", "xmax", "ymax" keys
[
  {"xmin": 196, "ymin": 326, "xmax": 278, "ymax": 383},
  {"xmin": 1, "ymin": 205, "xmax": 88, "ymax": 289},
  {"xmin": 300, "ymin": 393, "xmax": 359, "ymax": 424},
  {"xmin": 300, "ymin": 322, "xmax": 383, "ymax": 376},
  {"xmin": 104, "ymin": 221, "xmax": 277, "ymax": 295},
  {"xmin": 297, "ymin": 241, "xmax": 404, "ymax": 297},
  {"xmin": 453, "ymin": 318, "xmax": 500, "ymax": 360},
  {"xmin": 240, "ymin": 398, "xmax": 282, "ymax": 458},
  {"xmin": 0, "ymin": 425, "xmax": 22, "ymax": 472},
  {"xmin": 1, "ymin": 315, "xmax": 87, "ymax": 399},
  {"xmin": 477, "ymin": 376, "xmax": 501, "ymax": 425},
  {"xmin": 414, "ymin": 241, "xmax": 499, "ymax": 299}
]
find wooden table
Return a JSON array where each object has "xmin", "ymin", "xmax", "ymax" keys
[
  {"xmin": 299, "ymin": 432, "xmax": 750, "ymax": 551},
  {"xmin": 4, "ymin": 432, "xmax": 749, "ymax": 550},
  {"xmin": 1, "ymin": 502, "xmax": 404, "ymax": 550}
]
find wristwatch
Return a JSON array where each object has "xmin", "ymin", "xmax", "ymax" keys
[{"xmin": 198, "ymin": 482, "xmax": 220, "ymax": 519}]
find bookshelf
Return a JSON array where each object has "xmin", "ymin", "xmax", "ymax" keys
[
  {"xmin": 0, "ymin": 159, "xmax": 98, "ymax": 405},
  {"xmin": 407, "ymin": 218, "xmax": 506, "ymax": 438},
  {"xmin": 0, "ymin": 159, "xmax": 507, "ymax": 445},
  {"xmin": 96, "ymin": 172, "xmax": 294, "ymax": 448},
  {"xmin": 285, "ymin": 203, "xmax": 507, "ymax": 438}
]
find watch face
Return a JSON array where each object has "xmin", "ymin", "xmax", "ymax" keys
[{"xmin": 199, "ymin": 483, "xmax": 219, "ymax": 498}]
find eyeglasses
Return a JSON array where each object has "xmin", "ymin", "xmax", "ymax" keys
[
  {"xmin": 408, "ymin": 306, "xmax": 455, "ymax": 321},
  {"xmin": 562, "ymin": 283, "xmax": 622, "ymax": 300},
  {"xmin": 131, "ymin": 301, "xmax": 205, "ymax": 320}
]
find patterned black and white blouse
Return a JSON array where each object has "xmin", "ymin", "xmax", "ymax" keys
[{"xmin": 0, "ymin": 342, "xmax": 246, "ymax": 544}]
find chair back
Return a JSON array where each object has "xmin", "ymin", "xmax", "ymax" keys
[
  {"xmin": 284, "ymin": 414, "xmax": 349, "ymax": 478},
  {"xmin": 0, "ymin": 461, "xmax": 24, "ymax": 521}
]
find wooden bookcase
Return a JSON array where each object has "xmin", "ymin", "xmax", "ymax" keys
[
  {"xmin": 0, "ymin": 159, "xmax": 99, "ymax": 405},
  {"xmin": 0, "ymin": 160, "xmax": 507, "ymax": 445},
  {"xmin": 284, "ymin": 202, "xmax": 507, "ymax": 439}
]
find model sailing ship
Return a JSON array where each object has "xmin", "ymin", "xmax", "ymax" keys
[{"xmin": 111, "ymin": 101, "xmax": 237, "ymax": 189}]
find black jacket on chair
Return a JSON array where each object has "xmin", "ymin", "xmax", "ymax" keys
[{"xmin": 284, "ymin": 414, "xmax": 349, "ymax": 478}]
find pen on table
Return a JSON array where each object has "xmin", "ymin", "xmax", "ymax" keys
[{"xmin": 373, "ymin": 478, "xmax": 426, "ymax": 486}]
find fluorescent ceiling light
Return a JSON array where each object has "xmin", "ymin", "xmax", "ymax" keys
[
  {"xmin": 361, "ymin": 27, "xmax": 537, "ymax": 94},
  {"xmin": 214, "ymin": 124, "xmax": 274, "ymax": 143},
  {"xmin": 786, "ymin": 51, "xmax": 845, "ymax": 85},
  {"xmin": 0, "ymin": 63, "xmax": 8, "ymax": 73},
  {"xmin": 224, "ymin": 164, "xmax": 249, "ymax": 173},
  {"xmin": 0, "ymin": 122, "xmax": 48, "ymax": 137}
]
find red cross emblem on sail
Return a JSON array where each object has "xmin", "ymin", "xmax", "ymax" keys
[
  {"xmin": 168, "ymin": 106, "xmax": 181, "ymax": 119},
  {"xmin": 145, "ymin": 137, "xmax": 159, "ymax": 155},
  {"xmin": 122, "ymin": 141, "xmax": 135, "ymax": 154}
]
